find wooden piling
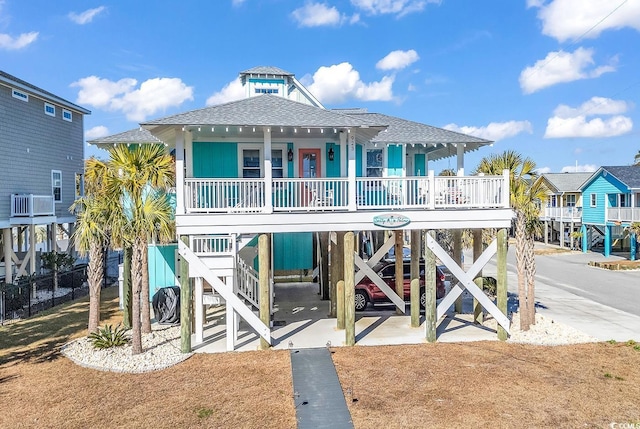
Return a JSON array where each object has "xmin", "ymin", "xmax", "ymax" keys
[
  {"xmin": 336, "ymin": 232, "xmax": 346, "ymax": 326},
  {"xmin": 344, "ymin": 232, "xmax": 355, "ymax": 346},
  {"xmin": 395, "ymin": 230, "xmax": 404, "ymax": 315},
  {"xmin": 425, "ymin": 230, "xmax": 436, "ymax": 343},
  {"xmin": 410, "ymin": 229, "xmax": 421, "ymax": 328},
  {"xmin": 179, "ymin": 236, "xmax": 192, "ymax": 353},
  {"xmin": 259, "ymin": 234, "xmax": 271, "ymax": 350}
]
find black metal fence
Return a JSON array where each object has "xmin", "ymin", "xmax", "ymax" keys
[{"xmin": 0, "ymin": 251, "xmax": 123, "ymax": 325}]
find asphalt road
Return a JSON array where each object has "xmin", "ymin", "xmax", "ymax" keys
[{"xmin": 506, "ymin": 247, "xmax": 640, "ymax": 318}]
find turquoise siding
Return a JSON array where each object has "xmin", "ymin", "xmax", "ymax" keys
[
  {"xmin": 582, "ymin": 172, "xmax": 628, "ymax": 225},
  {"xmin": 326, "ymin": 142, "xmax": 341, "ymax": 178},
  {"xmin": 414, "ymin": 154, "xmax": 426, "ymax": 176},
  {"xmin": 193, "ymin": 142, "xmax": 238, "ymax": 178},
  {"xmin": 287, "ymin": 142, "xmax": 294, "ymax": 178},
  {"xmin": 387, "ymin": 145, "xmax": 403, "ymax": 177},
  {"xmin": 356, "ymin": 144, "xmax": 362, "ymax": 177},
  {"xmin": 249, "ymin": 78, "xmax": 285, "ymax": 84},
  {"xmin": 148, "ymin": 244, "xmax": 177, "ymax": 297},
  {"xmin": 273, "ymin": 232, "xmax": 313, "ymax": 270}
]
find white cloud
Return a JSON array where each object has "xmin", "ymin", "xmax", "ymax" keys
[
  {"xmin": 307, "ymin": 62, "xmax": 395, "ymax": 103},
  {"xmin": 0, "ymin": 31, "xmax": 38, "ymax": 50},
  {"xmin": 68, "ymin": 6, "xmax": 106, "ymax": 25},
  {"xmin": 291, "ymin": 2, "xmax": 344, "ymax": 27},
  {"xmin": 85, "ymin": 125, "xmax": 109, "ymax": 140},
  {"xmin": 529, "ymin": 0, "xmax": 640, "ymax": 42},
  {"xmin": 545, "ymin": 115, "xmax": 632, "ymax": 138},
  {"xmin": 560, "ymin": 164, "xmax": 597, "ymax": 173},
  {"xmin": 545, "ymin": 96, "xmax": 633, "ymax": 138},
  {"xmin": 351, "ymin": 0, "xmax": 439, "ymax": 17},
  {"xmin": 519, "ymin": 47, "xmax": 616, "ymax": 94},
  {"xmin": 553, "ymin": 96, "xmax": 631, "ymax": 118},
  {"xmin": 536, "ymin": 166, "xmax": 552, "ymax": 174},
  {"xmin": 376, "ymin": 49, "xmax": 419, "ymax": 71},
  {"xmin": 72, "ymin": 76, "xmax": 194, "ymax": 122},
  {"xmin": 443, "ymin": 120, "xmax": 533, "ymax": 141},
  {"xmin": 206, "ymin": 78, "xmax": 245, "ymax": 106}
]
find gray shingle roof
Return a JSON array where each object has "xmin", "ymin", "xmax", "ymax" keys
[
  {"xmin": 602, "ymin": 165, "xmax": 640, "ymax": 189},
  {"xmin": 240, "ymin": 66, "xmax": 293, "ymax": 76},
  {"xmin": 540, "ymin": 172, "xmax": 593, "ymax": 193},
  {"xmin": 87, "ymin": 128, "xmax": 164, "ymax": 145},
  {"xmin": 0, "ymin": 70, "xmax": 91, "ymax": 114},
  {"xmin": 141, "ymin": 94, "xmax": 386, "ymax": 128},
  {"xmin": 341, "ymin": 112, "xmax": 492, "ymax": 145}
]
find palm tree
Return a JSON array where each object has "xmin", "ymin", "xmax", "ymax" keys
[
  {"xmin": 475, "ymin": 150, "xmax": 547, "ymax": 331},
  {"xmin": 105, "ymin": 144, "xmax": 174, "ymax": 354},
  {"xmin": 70, "ymin": 157, "xmax": 114, "ymax": 333}
]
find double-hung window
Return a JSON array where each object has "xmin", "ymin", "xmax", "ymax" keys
[
  {"xmin": 52, "ymin": 170, "xmax": 62, "ymax": 202},
  {"xmin": 241, "ymin": 148, "xmax": 284, "ymax": 178}
]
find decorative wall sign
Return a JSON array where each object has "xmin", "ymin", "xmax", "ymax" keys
[{"xmin": 373, "ymin": 214, "xmax": 411, "ymax": 228}]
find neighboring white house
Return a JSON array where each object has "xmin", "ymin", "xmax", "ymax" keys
[{"xmin": 0, "ymin": 71, "xmax": 90, "ymax": 282}]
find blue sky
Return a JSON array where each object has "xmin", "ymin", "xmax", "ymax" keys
[{"xmin": 1, "ymin": 0, "xmax": 639, "ymax": 174}]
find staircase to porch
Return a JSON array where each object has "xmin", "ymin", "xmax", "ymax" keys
[{"xmin": 182, "ymin": 233, "xmax": 268, "ymax": 350}]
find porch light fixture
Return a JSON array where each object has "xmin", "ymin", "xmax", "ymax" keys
[
  {"xmin": 321, "ymin": 129, "xmax": 324, "ymax": 134},
  {"xmin": 288, "ymin": 148, "xmax": 293, "ymax": 162},
  {"xmin": 328, "ymin": 147, "xmax": 335, "ymax": 161},
  {"xmin": 253, "ymin": 127, "xmax": 256, "ymax": 132},
  {"xmin": 225, "ymin": 127, "xmax": 229, "ymax": 132},
  {"xmin": 307, "ymin": 128, "xmax": 310, "ymax": 133},
  {"xmin": 239, "ymin": 127, "xmax": 242, "ymax": 132}
]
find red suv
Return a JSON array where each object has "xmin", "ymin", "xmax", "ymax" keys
[{"xmin": 355, "ymin": 261, "xmax": 446, "ymax": 311}]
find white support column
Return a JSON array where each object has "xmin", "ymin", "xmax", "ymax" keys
[
  {"xmin": 29, "ymin": 224, "xmax": 36, "ymax": 274},
  {"xmin": 503, "ymin": 169, "xmax": 510, "ymax": 208},
  {"xmin": 263, "ymin": 127, "xmax": 273, "ymax": 214},
  {"xmin": 175, "ymin": 130, "xmax": 185, "ymax": 216},
  {"xmin": 185, "ymin": 129, "xmax": 194, "ymax": 178},
  {"xmin": 347, "ymin": 130, "xmax": 357, "ymax": 211},
  {"xmin": 428, "ymin": 170, "xmax": 435, "ymax": 209},
  {"xmin": 194, "ymin": 277, "xmax": 204, "ymax": 343},
  {"xmin": 3, "ymin": 228, "xmax": 13, "ymax": 284},
  {"xmin": 560, "ymin": 194, "xmax": 565, "ymax": 247},
  {"xmin": 456, "ymin": 143, "xmax": 464, "ymax": 175},
  {"xmin": 226, "ymin": 275, "xmax": 237, "ymax": 351},
  {"xmin": 340, "ymin": 130, "xmax": 347, "ymax": 177}
]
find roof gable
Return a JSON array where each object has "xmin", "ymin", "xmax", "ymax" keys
[
  {"xmin": 539, "ymin": 173, "xmax": 593, "ymax": 193},
  {"xmin": 600, "ymin": 165, "xmax": 640, "ymax": 189},
  {"xmin": 142, "ymin": 94, "xmax": 385, "ymax": 128},
  {"xmin": 88, "ymin": 128, "xmax": 164, "ymax": 146}
]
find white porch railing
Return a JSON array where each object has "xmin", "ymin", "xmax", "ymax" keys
[
  {"xmin": 190, "ymin": 234, "xmax": 235, "ymax": 255},
  {"xmin": 184, "ymin": 179, "xmax": 265, "ymax": 213},
  {"xmin": 11, "ymin": 194, "xmax": 55, "ymax": 217},
  {"xmin": 541, "ymin": 206, "xmax": 583, "ymax": 220},
  {"xmin": 183, "ymin": 174, "xmax": 508, "ymax": 214},
  {"xmin": 608, "ymin": 207, "xmax": 640, "ymax": 223},
  {"xmin": 236, "ymin": 258, "xmax": 259, "ymax": 309}
]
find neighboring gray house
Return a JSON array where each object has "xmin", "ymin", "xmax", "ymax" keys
[{"xmin": 0, "ymin": 70, "xmax": 90, "ymax": 282}]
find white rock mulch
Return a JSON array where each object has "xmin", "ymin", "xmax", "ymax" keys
[
  {"xmin": 61, "ymin": 324, "xmax": 192, "ymax": 374},
  {"xmin": 61, "ymin": 313, "xmax": 598, "ymax": 374},
  {"xmin": 484, "ymin": 312, "xmax": 599, "ymax": 346}
]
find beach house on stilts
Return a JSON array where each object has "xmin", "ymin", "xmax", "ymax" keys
[{"xmin": 91, "ymin": 66, "xmax": 513, "ymax": 352}]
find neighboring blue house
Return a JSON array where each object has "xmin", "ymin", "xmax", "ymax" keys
[{"xmin": 579, "ymin": 165, "xmax": 640, "ymax": 259}]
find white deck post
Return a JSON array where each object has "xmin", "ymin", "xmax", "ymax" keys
[
  {"xmin": 456, "ymin": 143, "xmax": 464, "ymax": 175},
  {"xmin": 226, "ymin": 275, "xmax": 238, "ymax": 351},
  {"xmin": 428, "ymin": 170, "xmax": 435, "ymax": 209},
  {"xmin": 340, "ymin": 129, "xmax": 347, "ymax": 178},
  {"xmin": 559, "ymin": 195, "xmax": 565, "ymax": 247},
  {"xmin": 502, "ymin": 169, "xmax": 510, "ymax": 208},
  {"xmin": 346, "ymin": 129, "xmax": 357, "ymax": 211},
  {"xmin": 175, "ymin": 130, "xmax": 185, "ymax": 215},
  {"xmin": 263, "ymin": 127, "xmax": 273, "ymax": 214}
]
